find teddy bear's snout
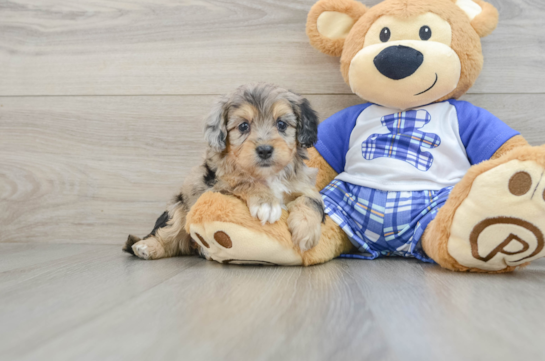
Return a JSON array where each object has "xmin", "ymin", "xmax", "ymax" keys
[{"xmin": 374, "ymin": 45, "xmax": 424, "ymax": 80}]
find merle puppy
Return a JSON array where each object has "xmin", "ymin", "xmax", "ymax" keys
[{"xmin": 124, "ymin": 83, "xmax": 324, "ymax": 260}]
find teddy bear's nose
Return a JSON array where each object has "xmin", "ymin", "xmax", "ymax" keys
[{"xmin": 374, "ymin": 45, "xmax": 424, "ymax": 80}]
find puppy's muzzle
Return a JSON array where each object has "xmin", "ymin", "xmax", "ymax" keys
[{"xmin": 256, "ymin": 145, "xmax": 274, "ymax": 160}]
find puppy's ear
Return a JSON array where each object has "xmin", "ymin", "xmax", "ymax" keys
[
  {"xmin": 292, "ymin": 96, "xmax": 319, "ymax": 148},
  {"xmin": 455, "ymin": 0, "xmax": 499, "ymax": 38},
  {"xmin": 204, "ymin": 96, "xmax": 229, "ymax": 152},
  {"xmin": 306, "ymin": 0, "xmax": 367, "ymax": 57}
]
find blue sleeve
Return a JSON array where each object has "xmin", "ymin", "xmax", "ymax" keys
[
  {"xmin": 449, "ymin": 100, "xmax": 520, "ymax": 165},
  {"xmin": 314, "ymin": 103, "xmax": 373, "ymax": 173}
]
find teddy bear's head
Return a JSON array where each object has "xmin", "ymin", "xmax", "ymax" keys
[{"xmin": 307, "ymin": 0, "xmax": 498, "ymax": 110}]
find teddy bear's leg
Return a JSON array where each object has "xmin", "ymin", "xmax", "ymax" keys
[
  {"xmin": 422, "ymin": 145, "xmax": 545, "ymax": 273},
  {"xmin": 301, "ymin": 215, "xmax": 354, "ymax": 266},
  {"xmin": 185, "ymin": 191, "xmax": 353, "ymax": 266}
]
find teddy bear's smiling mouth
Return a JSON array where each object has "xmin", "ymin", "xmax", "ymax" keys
[{"xmin": 415, "ymin": 73, "xmax": 438, "ymax": 96}]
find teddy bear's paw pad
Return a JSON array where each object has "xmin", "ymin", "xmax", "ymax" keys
[
  {"xmin": 448, "ymin": 160, "xmax": 545, "ymax": 271},
  {"xmin": 190, "ymin": 221, "xmax": 303, "ymax": 266}
]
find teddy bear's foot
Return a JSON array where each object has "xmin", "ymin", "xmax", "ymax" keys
[
  {"xmin": 448, "ymin": 158, "xmax": 545, "ymax": 271},
  {"xmin": 185, "ymin": 192, "xmax": 303, "ymax": 266},
  {"xmin": 185, "ymin": 192, "xmax": 354, "ymax": 266},
  {"xmin": 426, "ymin": 146, "xmax": 545, "ymax": 272},
  {"xmin": 190, "ymin": 222, "xmax": 303, "ymax": 266}
]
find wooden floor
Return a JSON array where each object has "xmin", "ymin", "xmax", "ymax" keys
[
  {"xmin": 0, "ymin": 244, "xmax": 544, "ymax": 361},
  {"xmin": 2, "ymin": 0, "xmax": 545, "ymax": 360}
]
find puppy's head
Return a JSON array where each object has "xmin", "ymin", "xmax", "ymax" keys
[{"xmin": 204, "ymin": 83, "xmax": 318, "ymax": 178}]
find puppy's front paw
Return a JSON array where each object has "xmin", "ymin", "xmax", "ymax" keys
[
  {"xmin": 288, "ymin": 211, "xmax": 321, "ymax": 252},
  {"xmin": 249, "ymin": 200, "xmax": 282, "ymax": 225}
]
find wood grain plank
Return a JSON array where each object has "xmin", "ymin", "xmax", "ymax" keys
[
  {"xmin": 0, "ymin": 243, "xmax": 199, "ymax": 360},
  {"xmin": 345, "ymin": 258, "xmax": 545, "ymax": 361},
  {"xmin": 3, "ymin": 245, "xmax": 543, "ymax": 361},
  {"xmin": 7, "ymin": 251, "xmax": 395, "ymax": 361},
  {"xmin": 1, "ymin": 94, "xmax": 544, "ymax": 245},
  {"xmin": 0, "ymin": 0, "xmax": 543, "ymax": 96}
]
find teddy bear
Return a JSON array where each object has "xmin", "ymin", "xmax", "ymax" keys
[{"xmin": 185, "ymin": 0, "xmax": 545, "ymax": 273}]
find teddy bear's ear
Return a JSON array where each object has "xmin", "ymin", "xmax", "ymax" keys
[
  {"xmin": 306, "ymin": 0, "xmax": 367, "ymax": 57},
  {"xmin": 455, "ymin": 0, "xmax": 499, "ymax": 38}
]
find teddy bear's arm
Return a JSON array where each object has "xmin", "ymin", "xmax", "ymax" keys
[
  {"xmin": 489, "ymin": 135, "xmax": 530, "ymax": 160},
  {"xmin": 305, "ymin": 147, "xmax": 339, "ymax": 191}
]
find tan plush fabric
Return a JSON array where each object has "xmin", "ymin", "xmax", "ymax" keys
[
  {"xmin": 306, "ymin": 0, "xmax": 499, "ymax": 105},
  {"xmin": 490, "ymin": 135, "xmax": 530, "ymax": 160},
  {"xmin": 455, "ymin": 0, "xmax": 482, "ymax": 20},
  {"xmin": 422, "ymin": 145, "xmax": 545, "ymax": 273},
  {"xmin": 348, "ymin": 39, "xmax": 461, "ymax": 109},
  {"xmin": 186, "ymin": 191, "xmax": 353, "ymax": 266},
  {"xmin": 317, "ymin": 11, "xmax": 357, "ymax": 40},
  {"xmin": 305, "ymin": 147, "xmax": 339, "ymax": 190},
  {"xmin": 448, "ymin": 159, "xmax": 545, "ymax": 271},
  {"xmin": 340, "ymin": 0, "xmax": 487, "ymax": 104},
  {"xmin": 186, "ymin": 192, "xmax": 295, "ymax": 251},
  {"xmin": 190, "ymin": 221, "xmax": 304, "ymax": 266},
  {"xmin": 302, "ymin": 216, "xmax": 355, "ymax": 266},
  {"xmin": 307, "ymin": 0, "xmax": 367, "ymax": 56},
  {"xmin": 469, "ymin": 0, "xmax": 499, "ymax": 37}
]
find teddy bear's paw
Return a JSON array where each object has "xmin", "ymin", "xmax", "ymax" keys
[
  {"xmin": 288, "ymin": 210, "xmax": 322, "ymax": 252},
  {"xmin": 448, "ymin": 159, "xmax": 545, "ymax": 271},
  {"xmin": 190, "ymin": 221, "xmax": 303, "ymax": 266}
]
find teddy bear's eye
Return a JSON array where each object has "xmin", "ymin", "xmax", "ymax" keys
[
  {"xmin": 419, "ymin": 26, "xmax": 432, "ymax": 41},
  {"xmin": 380, "ymin": 27, "xmax": 391, "ymax": 42}
]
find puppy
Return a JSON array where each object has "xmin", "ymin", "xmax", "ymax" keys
[{"xmin": 123, "ymin": 83, "xmax": 325, "ymax": 260}]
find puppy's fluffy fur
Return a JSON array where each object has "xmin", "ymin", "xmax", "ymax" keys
[{"xmin": 123, "ymin": 83, "xmax": 324, "ymax": 260}]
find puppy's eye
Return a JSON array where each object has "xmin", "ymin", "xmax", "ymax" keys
[
  {"xmin": 419, "ymin": 26, "xmax": 432, "ymax": 41},
  {"xmin": 277, "ymin": 120, "xmax": 288, "ymax": 132},
  {"xmin": 238, "ymin": 122, "xmax": 250, "ymax": 133},
  {"xmin": 380, "ymin": 27, "xmax": 391, "ymax": 42}
]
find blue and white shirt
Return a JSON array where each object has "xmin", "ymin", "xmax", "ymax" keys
[{"xmin": 315, "ymin": 100, "xmax": 519, "ymax": 192}]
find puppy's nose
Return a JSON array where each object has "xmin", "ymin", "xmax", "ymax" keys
[
  {"xmin": 374, "ymin": 45, "xmax": 424, "ymax": 80},
  {"xmin": 256, "ymin": 145, "xmax": 274, "ymax": 160}
]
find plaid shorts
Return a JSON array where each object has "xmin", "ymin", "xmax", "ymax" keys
[{"xmin": 321, "ymin": 180, "xmax": 453, "ymax": 263}]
